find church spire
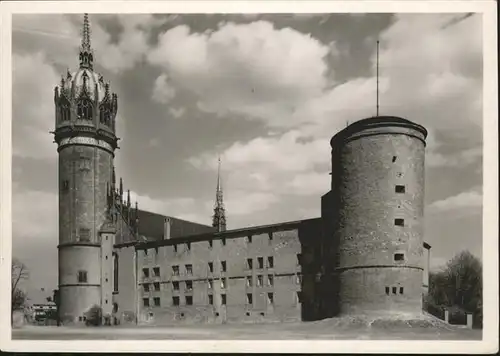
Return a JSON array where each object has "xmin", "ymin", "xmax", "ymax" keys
[
  {"xmin": 79, "ymin": 13, "xmax": 94, "ymax": 70},
  {"xmin": 212, "ymin": 156, "xmax": 226, "ymax": 232}
]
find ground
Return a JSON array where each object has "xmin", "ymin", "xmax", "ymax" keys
[{"xmin": 12, "ymin": 314, "xmax": 482, "ymax": 340}]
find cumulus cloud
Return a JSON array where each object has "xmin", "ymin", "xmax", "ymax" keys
[
  {"xmin": 427, "ymin": 186, "xmax": 483, "ymax": 213},
  {"xmin": 152, "ymin": 73, "xmax": 176, "ymax": 104}
]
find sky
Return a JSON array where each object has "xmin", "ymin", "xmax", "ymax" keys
[{"xmin": 10, "ymin": 13, "xmax": 483, "ymax": 302}]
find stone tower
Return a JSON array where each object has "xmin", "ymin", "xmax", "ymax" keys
[
  {"xmin": 212, "ymin": 157, "xmax": 227, "ymax": 232},
  {"xmin": 322, "ymin": 116, "xmax": 427, "ymax": 317},
  {"xmin": 53, "ymin": 14, "xmax": 119, "ymax": 324}
]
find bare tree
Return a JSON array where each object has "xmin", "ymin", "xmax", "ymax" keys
[{"xmin": 11, "ymin": 259, "xmax": 29, "ymax": 320}]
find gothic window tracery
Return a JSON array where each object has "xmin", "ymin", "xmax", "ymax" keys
[
  {"xmin": 77, "ymin": 98, "xmax": 93, "ymax": 121},
  {"xmin": 100, "ymin": 104, "xmax": 111, "ymax": 126},
  {"xmin": 60, "ymin": 101, "xmax": 70, "ymax": 122}
]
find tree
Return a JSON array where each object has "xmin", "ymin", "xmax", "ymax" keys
[{"xmin": 11, "ymin": 259, "xmax": 29, "ymax": 322}]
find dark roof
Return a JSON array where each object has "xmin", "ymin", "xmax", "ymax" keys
[
  {"xmin": 136, "ymin": 209, "xmax": 215, "ymax": 241},
  {"xmin": 330, "ymin": 115, "xmax": 428, "ymax": 147}
]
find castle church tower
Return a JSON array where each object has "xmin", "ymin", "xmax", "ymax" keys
[
  {"xmin": 212, "ymin": 157, "xmax": 227, "ymax": 232},
  {"xmin": 53, "ymin": 14, "xmax": 119, "ymax": 324}
]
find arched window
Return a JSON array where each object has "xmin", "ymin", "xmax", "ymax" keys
[
  {"xmin": 60, "ymin": 100, "xmax": 70, "ymax": 122},
  {"xmin": 113, "ymin": 253, "xmax": 119, "ymax": 293},
  {"xmin": 77, "ymin": 98, "xmax": 93, "ymax": 121},
  {"xmin": 100, "ymin": 104, "xmax": 110, "ymax": 125}
]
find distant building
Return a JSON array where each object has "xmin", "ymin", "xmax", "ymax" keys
[{"xmin": 53, "ymin": 14, "xmax": 431, "ymax": 326}]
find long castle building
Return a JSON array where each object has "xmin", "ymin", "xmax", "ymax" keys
[{"xmin": 53, "ymin": 14, "xmax": 432, "ymax": 325}]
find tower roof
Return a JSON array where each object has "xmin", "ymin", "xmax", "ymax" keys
[{"xmin": 212, "ymin": 156, "xmax": 227, "ymax": 232}]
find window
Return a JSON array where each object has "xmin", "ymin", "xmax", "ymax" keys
[
  {"xmin": 143, "ymin": 298, "xmax": 150, "ymax": 307},
  {"xmin": 153, "ymin": 267, "xmax": 160, "ymax": 277},
  {"xmin": 172, "ymin": 265, "xmax": 179, "ymax": 276},
  {"xmin": 268, "ymin": 232, "xmax": 273, "ymax": 241},
  {"xmin": 221, "ymin": 294, "xmax": 227, "ymax": 305},
  {"xmin": 268, "ymin": 256, "xmax": 274, "ymax": 268},
  {"xmin": 221, "ymin": 238, "xmax": 226, "ymax": 246},
  {"xmin": 172, "ymin": 296, "xmax": 180, "ymax": 306},
  {"xmin": 172, "ymin": 281, "xmax": 179, "ymax": 291},
  {"xmin": 400, "ymin": 287, "xmax": 404, "ymax": 294},
  {"xmin": 268, "ymin": 275, "xmax": 274, "ymax": 286},
  {"xmin": 247, "ymin": 258, "xmax": 253, "ymax": 269},
  {"xmin": 394, "ymin": 218, "xmax": 405, "ymax": 227},
  {"xmin": 186, "ymin": 264, "xmax": 193, "ymax": 275},
  {"xmin": 60, "ymin": 101, "xmax": 70, "ymax": 122},
  {"xmin": 174, "ymin": 244, "xmax": 178, "ymax": 253},
  {"xmin": 267, "ymin": 293, "xmax": 274, "ymax": 305},
  {"xmin": 297, "ymin": 291, "xmax": 303, "ymax": 303},
  {"xmin": 144, "ymin": 249, "xmax": 148, "ymax": 256},
  {"xmin": 208, "ymin": 294, "xmax": 213, "ymax": 305},
  {"xmin": 208, "ymin": 262, "xmax": 214, "ymax": 273},
  {"xmin": 208, "ymin": 279, "xmax": 213, "ymax": 289},
  {"xmin": 394, "ymin": 253, "xmax": 405, "ymax": 261},
  {"xmin": 153, "ymin": 282, "xmax": 160, "ymax": 291},
  {"xmin": 257, "ymin": 275, "xmax": 263, "ymax": 287},
  {"xmin": 99, "ymin": 104, "xmax": 110, "ymax": 125},
  {"xmin": 77, "ymin": 270, "xmax": 88, "ymax": 283},
  {"xmin": 395, "ymin": 185, "xmax": 405, "ymax": 193},
  {"xmin": 186, "ymin": 281, "xmax": 193, "ymax": 291},
  {"xmin": 105, "ymin": 255, "xmax": 108, "ymax": 260},
  {"xmin": 113, "ymin": 254, "xmax": 119, "ymax": 292},
  {"xmin": 143, "ymin": 268, "xmax": 149, "ymax": 278},
  {"xmin": 62, "ymin": 180, "xmax": 70, "ymax": 193},
  {"xmin": 246, "ymin": 276, "xmax": 252, "ymax": 287},
  {"xmin": 186, "ymin": 296, "xmax": 193, "ymax": 305},
  {"xmin": 221, "ymin": 261, "xmax": 227, "ymax": 272},
  {"xmin": 143, "ymin": 284, "xmax": 150, "ymax": 292},
  {"xmin": 297, "ymin": 254, "xmax": 302, "ymax": 265},
  {"xmin": 221, "ymin": 278, "xmax": 227, "ymax": 289},
  {"xmin": 246, "ymin": 235, "xmax": 252, "ymax": 243},
  {"xmin": 392, "ymin": 155, "xmax": 397, "ymax": 163},
  {"xmin": 186, "ymin": 242, "xmax": 191, "ymax": 251},
  {"xmin": 77, "ymin": 98, "xmax": 93, "ymax": 121},
  {"xmin": 246, "ymin": 293, "xmax": 253, "ymax": 305},
  {"xmin": 209, "ymin": 240, "xmax": 213, "ymax": 248},
  {"xmin": 153, "ymin": 297, "xmax": 161, "ymax": 307},
  {"xmin": 392, "ymin": 287, "xmax": 397, "ymax": 295},
  {"xmin": 154, "ymin": 247, "xmax": 158, "ymax": 255},
  {"xmin": 258, "ymin": 257, "xmax": 264, "ymax": 269},
  {"xmin": 385, "ymin": 287, "xmax": 390, "ymax": 295}
]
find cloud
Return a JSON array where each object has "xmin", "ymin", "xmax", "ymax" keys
[
  {"xmin": 427, "ymin": 186, "xmax": 482, "ymax": 213},
  {"xmin": 152, "ymin": 73, "xmax": 176, "ymax": 104},
  {"xmin": 225, "ymin": 191, "xmax": 279, "ymax": 216},
  {"xmin": 169, "ymin": 107, "xmax": 186, "ymax": 119},
  {"xmin": 427, "ymin": 146, "xmax": 483, "ymax": 168},
  {"xmin": 12, "ymin": 52, "xmax": 60, "ymax": 159}
]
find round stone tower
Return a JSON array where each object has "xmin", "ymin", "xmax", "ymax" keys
[
  {"xmin": 52, "ymin": 14, "xmax": 119, "ymax": 324},
  {"xmin": 329, "ymin": 116, "xmax": 427, "ymax": 316}
]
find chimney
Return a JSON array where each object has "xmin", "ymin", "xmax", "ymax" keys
[{"xmin": 164, "ymin": 217, "xmax": 171, "ymax": 240}]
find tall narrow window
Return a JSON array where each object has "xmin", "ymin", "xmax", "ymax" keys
[
  {"xmin": 143, "ymin": 283, "xmax": 150, "ymax": 292},
  {"xmin": 246, "ymin": 276, "xmax": 252, "ymax": 287},
  {"xmin": 247, "ymin": 258, "xmax": 253, "ymax": 269},
  {"xmin": 221, "ymin": 278, "xmax": 227, "ymax": 289},
  {"xmin": 207, "ymin": 279, "xmax": 213, "ymax": 290},
  {"xmin": 221, "ymin": 238, "xmax": 226, "ymax": 246},
  {"xmin": 268, "ymin": 256, "xmax": 274, "ymax": 268},
  {"xmin": 208, "ymin": 262, "xmax": 214, "ymax": 273},
  {"xmin": 77, "ymin": 98, "xmax": 93, "ymax": 121},
  {"xmin": 186, "ymin": 296, "xmax": 193, "ymax": 305},
  {"xmin": 399, "ymin": 287, "xmax": 404, "ymax": 294},
  {"xmin": 257, "ymin": 257, "xmax": 264, "ymax": 269},
  {"xmin": 297, "ymin": 291, "xmax": 303, "ymax": 303},
  {"xmin": 185, "ymin": 281, "xmax": 193, "ymax": 291},
  {"xmin": 392, "ymin": 156, "xmax": 397, "ymax": 163},
  {"xmin": 143, "ymin": 298, "xmax": 150, "ymax": 307},
  {"xmin": 208, "ymin": 294, "xmax": 213, "ymax": 305},
  {"xmin": 268, "ymin": 275, "xmax": 274, "ymax": 286},
  {"xmin": 209, "ymin": 240, "xmax": 213, "ymax": 248},
  {"xmin": 392, "ymin": 287, "xmax": 397, "ymax": 295},
  {"xmin": 185, "ymin": 264, "xmax": 193, "ymax": 275},
  {"xmin": 172, "ymin": 265, "xmax": 179, "ymax": 276},
  {"xmin": 268, "ymin": 232, "xmax": 273, "ymax": 241},
  {"xmin": 143, "ymin": 268, "xmax": 149, "ymax": 278},
  {"xmin": 267, "ymin": 293, "xmax": 274, "ymax": 305},
  {"xmin": 246, "ymin": 293, "xmax": 253, "ymax": 305},
  {"xmin": 246, "ymin": 235, "xmax": 252, "ymax": 244},
  {"xmin": 60, "ymin": 100, "xmax": 70, "ymax": 122},
  {"xmin": 297, "ymin": 254, "xmax": 303, "ymax": 265},
  {"xmin": 153, "ymin": 267, "xmax": 160, "ymax": 277},
  {"xmin": 186, "ymin": 242, "xmax": 191, "ymax": 251},
  {"xmin": 172, "ymin": 281, "xmax": 179, "ymax": 291},
  {"xmin": 99, "ymin": 104, "xmax": 110, "ymax": 125},
  {"xmin": 174, "ymin": 244, "xmax": 178, "ymax": 253},
  {"xmin": 257, "ymin": 275, "xmax": 263, "ymax": 287},
  {"xmin": 385, "ymin": 286, "xmax": 390, "ymax": 295},
  {"xmin": 153, "ymin": 297, "xmax": 161, "ymax": 307},
  {"xmin": 153, "ymin": 282, "xmax": 160, "ymax": 291},
  {"xmin": 221, "ymin": 294, "xmax": 227, "ymax": 305},
  {"xmin": 172, "ymin": 296, "xmax": 180, "ymax": 306},
  {"xmin": 221, "ymin": 261, "xmax": 227, "ymax": 272},
  {"xmin": 113, "ymin": 253, "xmax": 119, "ymax": 293}
]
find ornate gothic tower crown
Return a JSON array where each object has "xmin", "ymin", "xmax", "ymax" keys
[{"xmin": 53, "ymin": 13, "xmax": 118, "ymax": 150}]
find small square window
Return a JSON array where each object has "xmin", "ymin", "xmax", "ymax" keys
[
  {"xmin": 153, "ymin": 267, "xmax": 160, "ymax": 277},
  {"xmin": 172, "ymin": 281, "xmax": 179, "ymax": 291},
  {"xmin": 395, "ymin": 185, "xmax": 405, "ymax": 193},
  {"xmin": 247, "ymin": 258, "xmax": 253, "ymax": 269},
  {"xmin": 172, "ymin": 296, "xmax": 180, "ymax": 306},
  {"xmin": 394, "ymin": 253, "xmax": 405, "ymax": 261},
  {"xmin": 208, "ymin": 294, "xmax": 213, "ymax": 305},
  {"xmin": 394, "ymin": 218, "xmax": 405, "ymax": 227},
  {"xmin": 392, "ymin": 287, "xmax": 397, "ymax": 295},
  {"xmin": 172, "ymin": 265, "xmax": 179, "ymax": 276},
  {"xmin": 221, "ymin": 294, "xmax": 227, "ymax": 305},
  {"xmin": 246, "ymin": 276, "xmax": 252, "ymax": 287},
  {"xmin": 247, "ymin": 293, "xmax": 253, "ymax": 305},
  {"xmin": 186, "ymin": 264, "xmax": 193, "ymax": 275},
  {"xmin": 257, "ymin": 257, "xmax": 264, "ymax": 269},
  {"xmin": 77, "ymin": 270, "xmax": 88, "ymax": 283},
  {"xmin": 268, "ymin": 256, "xmax": 274, "ymax": 268},
  {"xmin": 142, "ymin": 268, "xmax": 149, "ymax": 278},
  {"xmin": 143, "ymin": 283, "xmax": 150, "ymax": 292},
  {"xmin": 143, "ymin": 298, "xmax": 150, "ymax": 307},
  {"xmin": 385, "ymin": 286, "xmax": 390, "ymax": 295},
  {"xmin": 153, "ymin": 297, "xmax": 161, "ymax": 306},
  {"xmin": 268, "ymin": 275, "xmax": 274, "ymax": 286},
  {"xmin": 267, "ymin": 293, "xmax": 274, "ymax": 305},
  {"xmin": 186, "ymin": 296, "xmax": 193, "ymax": 305},
  {"xmin": 153, "ymin": 282, "xmax": 160, "ymax": 291},
  {"xmin": 399, "ymin": 287, "xmax": 404, "ymax": 294},
  {"xmin": 208, "ymin": 262, "xmax": 214, "ymax": 273},
  {"xmin": 257, "ymin": 275, "xmax": 263, "ymax": 287},
  {"xmin": 186, "ymin": 280, "xmax": 193, "ymax": 291},
  {"xmin": 221, "ymin": 261, "xmax": 227, "ymax": 272}
]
